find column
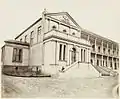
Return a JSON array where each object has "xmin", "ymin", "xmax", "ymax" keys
[
  {"xmin": 101, "ymin": 55, "xmax": 103, "ymax": 66},
  {"xmin": 79, "ymin": 47, "xmax": 81, "ymax": 62},
  {"xmin": 106, "ymin": 43, "xmax": 109, "ymax": 68},
  {"xmin": 115, "ymin": 46, "xmax": 117, "ymax": 57},
  {"xmin": 95, "ymin": 38, "xmax": 97, "ymax": 52},
  {"xmin": 101, "ymin": 41, "xmax": 103, "ymax": 53},
  {"xmin": 112, "ymin": 57, "xmax": 114, "ymax": 70},
  {"xmin": 82, "ymin": 49, "xmax": 84, "ymax": 62},
  {"xmin": 112, "ymin": 44, "xmax": 114, "ymax": 70},
  {"xmin": 87, "ymin": 35, "xmax": 90, "ymax": 41},
  {"xmin": 69, "ymin": 26, "xmax": 71, "ymax": 35},
  {"xmin": 117, "ymin": 59, "xmax": 119, "ymax": 69},
  {"xmin": 48, "ymin": 19, "xmax": 50, "ymax": 31},
  {"xmin": 66, "ymin": 44, "xmax": 69, "ymax": 66},
  {"xmin": 112, "ymin": 44, "xmax": 114, "ymax": 56},
  {"xmin": 87, "ymin": 49, "xmax": 91, "ymax": 63},
  {"xmin": 94, "ymin": 38, "xmax": 97, "ymax": 66},
  {"xmin": 58, "ymin": 22, "xmax": 60, "ymax": 31},
  {"xmin": 95, "ymin": 54, "xmax": 97, "ymax": 66},
  {"xmin": 107, "ymin": 43, "xmax": 109, "ymax": 55},
  {"xmin": 55, "ymin": 41, "xmax": 58, "ymax": 65},
  {"xmin": 115, "ymin": 58, "xmax": 117, "ymax": 70},
  {"xmin": 107, "ymin": 56, "xmax": 109, "ymax": 68}
]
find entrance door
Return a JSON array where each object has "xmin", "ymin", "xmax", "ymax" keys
[{"xmin": 71, "ymin": 48, "xmax": 76, "ymax": 64}]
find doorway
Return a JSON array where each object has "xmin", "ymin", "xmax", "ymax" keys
[{"xmin": 71, "ymin": 48, "xmax": 76, "ymax": 64}]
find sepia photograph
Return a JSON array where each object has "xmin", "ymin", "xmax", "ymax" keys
[{"xmin": 0, "ymin": 0, "xmax": 119, "ymax": 98}]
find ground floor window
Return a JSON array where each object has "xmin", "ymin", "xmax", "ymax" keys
[
  {"xmin": 63, "ymin": 45, "xmax": 66, "ymax": 61},
  {"xmin": 12, "ymin": 48, "xmax": 22, "ymax": 62},
  {"xmin": 59, "ymin": 44, "xmax": 66, "ymax": 61},
  {"xmin": 59, "ymin": 44, "xmax": 62, "ymax": 60},
  {"xmin": 84, "ymin": 50, "xmax": 86, "ymax": 62},
  {"xmin": 81, "ymin": 49, "xmax": 83, "ymax": 62}
]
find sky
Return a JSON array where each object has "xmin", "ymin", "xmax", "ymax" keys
[{"xmin": 0, "ymin": 0, "xmax": 120, "ymax": 48}]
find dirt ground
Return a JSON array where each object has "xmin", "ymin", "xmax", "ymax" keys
[{"xmin": 1, "ymin": 74, "xmax": 118, "ymax": 98}]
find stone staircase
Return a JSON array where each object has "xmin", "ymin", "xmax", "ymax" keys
[
  {"xmin": 59, "ymin": 61, "xmax": 100, "ymax": 78},
  {"xmin": 91, "ymin": 64, "xmax": 118, "ymax": 76}
]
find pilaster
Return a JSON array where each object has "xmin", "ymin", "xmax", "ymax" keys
[
  {"xmin": 95, "ymin": 38, "xmax": 97, "ymax": 52},
  {"xmin": 101, "ymin": 55, "xmax": 103, "ymax": 66}
]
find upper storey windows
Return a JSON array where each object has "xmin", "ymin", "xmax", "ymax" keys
[
  {"xmin": 46, "ymin": 18, "xmax": 80, "ymax": 38},
  {"xmin": 19, "ymin": 25, "xmax": 42, "ymax": 45},
  {"xmin": 30, "ymin": 31, "xmax": 34, "ymax": 45}
]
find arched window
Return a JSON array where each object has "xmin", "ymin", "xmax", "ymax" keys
[
  {"xmin": 72, "ymin": 48, "xmax": 76, "ymax": 63},
  {"xmin": 98, "ymin": 46, "xmax": 100, "ymax": 53},
  {"xmin": 63, "ymin": 29, "xmax": 67, "ymax": 32},
  {"xmin": 52, "ymin": 25, "xmax": 56, "ymax": 29}
]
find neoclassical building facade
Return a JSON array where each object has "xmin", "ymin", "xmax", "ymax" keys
[{"xmin": 1, "ymin": 10, "xmax": 119, "ymax": 77}]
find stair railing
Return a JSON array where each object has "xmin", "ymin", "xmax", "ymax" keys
[
  {"xmin": 61, "ymin": 61, "xmax": 79, "ymax": 72},
  {"xmin": 91, "ymin": 63, "xmax": 117, "ymax": 76}
]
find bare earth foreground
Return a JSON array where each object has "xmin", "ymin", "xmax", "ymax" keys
[{"xmin": 2, "ymin": 74, "xmax": 118, "ymax": 98}]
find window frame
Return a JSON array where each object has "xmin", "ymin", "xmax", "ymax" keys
[
  {"xmin": 12, "ymin": 48, "xmax": 23, "ymax": 63},
  {"xmin": 63, "ymin": 45, "xmax": 66, "ymax": 61},
  {"xmin": 30, "ymin": 31, "xmax": 34, "ymax": 45},
  {"xmin": 24, "ymin": 35, "xmax": 27, "ymax": 43},
  {"xmin": 37, "ymin": 26, "xmax": 41, "ymax": 42},
  {"xmin": 59, "ymin": 44, "xmax": 62, "ymax": 60}
]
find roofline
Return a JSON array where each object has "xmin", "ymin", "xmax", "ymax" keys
[
  {"xmin": 45, "ymin": 12, "xmax": 82, "ymax": 29},
  {"xmin": 81, "ymin": 29, "xmax": 119, "ymax": 45},
  {"xmin": 15, "ymin": 18, "xmax": 42, "ymax": 40},
  {"xmin": 5, "ymin": 40, "xmax": 30, "ymax": 46}
]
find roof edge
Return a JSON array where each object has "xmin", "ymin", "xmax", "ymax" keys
[
  {"xmin": 5, "ymin": 40, "xmax": 30, "ymax": 46},
  {"xmin": 81, "ymin": 28, "xmax": 119, "ymax": 45},
  {"xmin": 15, "ymin": 18, "xmax": 42, "ymax": 40}
]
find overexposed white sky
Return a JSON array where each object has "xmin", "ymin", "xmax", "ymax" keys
[{"xmin": 0, "ymin": 0, "xmax": 120, "ymax": 47}]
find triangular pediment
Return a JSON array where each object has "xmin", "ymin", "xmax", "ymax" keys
[{"xmin": 45, "ymin": 12, "xmax": 81, "ymax": 29}]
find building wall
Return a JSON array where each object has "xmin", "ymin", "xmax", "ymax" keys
[
  {"xmin": 29, "ymin": 43, "xmax": 43, "ymax": 66},
  {"xmin": 45, "ymin": 18, "xmax": 80, "ymax": 38},
  {"xmin": 43, "ymin": 40, "xmax": 57, "ymax": 74},
  {"xmin": 43, "ymin": 37, "xmax": 91, "ymax": 75},
  {"xmin": 15, "ymin": 14, "xmax": 85, "ymax": 69},
  {"xmin": 81, "ymin": 31, "xmax": 119, "ymax": 70},
  {"xmin": 14, "ymin": 11, "xmax": 119, "ymax": 73},
  {"xmin": 3, "ymin": 44, "xmax": 29, "ymax": 66}
]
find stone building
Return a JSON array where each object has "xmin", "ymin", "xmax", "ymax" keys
[{"xmin": 1, "ymin": 10, "xmax": 119, "ymax": 77}]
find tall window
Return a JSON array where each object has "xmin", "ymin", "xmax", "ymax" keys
[
  {"xmin": 98, "ymin": 46, "xmax": 100, "ymax": 53},
  {"xmin": 114, "ymin": 63, "xmax": 117, "ymax": 70},
  {"xmin": 37, "ymin": 26, "xmax": 41, "ymax": 42},
  {"xmin": 59, "ymin": 44, "xmax": 62, "ymax": 60},
  {"xmin": 103, "ymin": 48, "xmax": 105, "ymax": 54},
  {"xmin": 84, "ymin": 50, "xmax": 86, "ymax": 62},
  {"xmin": 30, "ymin": 31, "xmax": 34, "ymax": 45},
  {"xmin": 63, "ymin": 45, "xmax": 66, "ymax": 60},
  {"xmin": 81, "ymin": 49, "xmax": 83, "ymax": 62},
  {"xmin": 72, "ymin": 48, "xmax": 76, "ymax": 63},
  {"xmin": 24, "ymin": 35, "xmax": 27, "ymax": 42},
  {"xmin": 12, "ymin": 48, "xmax": 22, "ymax": 62}
]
